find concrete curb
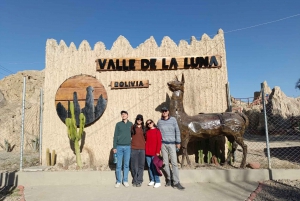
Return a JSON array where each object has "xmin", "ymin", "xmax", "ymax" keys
[
  {"xmin": 17, "ymin": 169, "xmax": 269, "ymax": 186},
  {"xmin": 2, "ymin": 169, "xmax": 300, "ymax": 187}
]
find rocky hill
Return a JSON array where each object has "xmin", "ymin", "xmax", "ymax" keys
[
  {"xmin": 0, "ymin": 70, "xmax": 44, "ymax": 152},
  {"xmin": 232, "ymin": 81, "xmax": 300, "ymax": 135}
]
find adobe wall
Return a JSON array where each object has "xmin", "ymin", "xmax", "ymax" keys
[{"xmin": 43, "ymin": 29, "xmax": 228, "ymax": 166}]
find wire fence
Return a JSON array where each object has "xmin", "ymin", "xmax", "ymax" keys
[
  {"xmin": 0, "ymin": 76, "xmax": 41, "ymax": 171},
  {"xmin": 20, "ymin": 78, "xmax": 42, "ymax": 170},
  {"xmin": 4, "ymin": 77, "xmax": 299, "ymax": 171},
  {"xmin": 239, "ymin": 84, "xmax": 300, "ymax": 169}
]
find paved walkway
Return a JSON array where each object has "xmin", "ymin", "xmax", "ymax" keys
[{"xmin": 24, "ymin": 181, "xmax": 258, "ymax": 201}]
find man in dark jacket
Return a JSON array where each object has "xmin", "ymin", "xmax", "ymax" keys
[{"xmin": 113, "ymin": 110, "xmax": 133, "ymax": 188}]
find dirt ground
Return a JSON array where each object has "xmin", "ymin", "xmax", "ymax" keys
[{"xmin": 0, "ymin": 151, "xmax": 39, "ymax": 172}]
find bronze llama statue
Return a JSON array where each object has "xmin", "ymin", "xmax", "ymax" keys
[{"xmin": 167, "ymin": 74, "xmax": 249, "ymax": 168}]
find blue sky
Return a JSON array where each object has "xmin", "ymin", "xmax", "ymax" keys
[{"xmin": 1, "ymin": 0, "xmax": 300, "ymax": 98}]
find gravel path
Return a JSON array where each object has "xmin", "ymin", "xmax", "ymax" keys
[{"xmin": 251, "ymin": 179, "xmax": 300, "ymax": 201}]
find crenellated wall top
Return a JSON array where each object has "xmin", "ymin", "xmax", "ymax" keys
[{"xmin": 46, "ymin": 29, "xmax": 225, "ymax": 56}]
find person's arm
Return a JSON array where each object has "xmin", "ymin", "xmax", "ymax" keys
[
  {"xmin": 173, "ymin": 118, "xmax": 181, "ymax": 149},
  {"xmin": 156, "ymin": 129, "xmax": 162, "ymax": 156},
  {"xmin": 113, "ymin": 123, "xmax": 118, "ymax": 153}
]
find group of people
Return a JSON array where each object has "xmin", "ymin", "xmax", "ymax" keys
[{"xmin": 112, "ymin": 107, "xmax": 185, "ymax": 190}]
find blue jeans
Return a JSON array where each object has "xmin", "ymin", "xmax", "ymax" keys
[
  {"xmin": 146, "ymin": 156, "xmax": 160, "ymax": 183},
  {"xmin": 116, "ymin": 145, "xmax": 131, "ymax": 183}
]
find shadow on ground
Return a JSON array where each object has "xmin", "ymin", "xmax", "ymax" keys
[{"xmin": 0, "ymin": 171, "xmax": 18, "ymax": 201}]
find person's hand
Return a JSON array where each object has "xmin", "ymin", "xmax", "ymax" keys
[
  {"xmin": 113, "ymin": 149, "xmax": 117, "ymax": 153},
  {"xmin": 176, "ymin": 144, "xmax": 181, "ymax": 149},
  {"xmin": 156, "ymin": 153, "xmax": 160, "ymax": 156}
]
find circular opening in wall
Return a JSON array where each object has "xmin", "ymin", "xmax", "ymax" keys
[{"xmin": 55, "ymin": 74, "xmax": 108, "ymax": 127}]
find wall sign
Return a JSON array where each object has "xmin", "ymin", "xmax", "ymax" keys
[
  {"xmin": 96, "ymin": 56, "xmax": 221, "ymax": 71},
  {"xmin": 111, "ymin": 80, "xmax": 149, "ymax": 89},
  {"xmin": 55, "ymin": 74, "xmax": 108, "ymax": 126}
]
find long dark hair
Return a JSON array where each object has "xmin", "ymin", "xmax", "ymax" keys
[{"xmin": 131, "ymin": 118, "xmax": 145, "ymax": 135}]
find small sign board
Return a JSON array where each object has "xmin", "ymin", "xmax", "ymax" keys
[{"xmin": 110, "ymin": 80, "xmax": 149, "ymax": 89}]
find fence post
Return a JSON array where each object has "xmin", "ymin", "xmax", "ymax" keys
[
  {"xmin": 226, "ymin": 82, "xmax": 232, "ymax": 112},
  {"xmin": 20, "ymin": 77, "xmax": 26, "ymax": 171},
  {"xmin": 261, "ymin": 82, "xmax": 272, "ymax": 178},
  {"xmin": 39, "ymin": 88, "xmax": 43, "ymax": 165}
]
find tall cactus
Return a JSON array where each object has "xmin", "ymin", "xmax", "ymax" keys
[
  {"xmin": 66, "ymin": 101, "xmax": 86, "ymax": 168},
  {"xmin": 207, "ymin": 151, "xmax": 212, "ymax": 164},
  {"xmin": 227, "ymin": 141, "xmax": 233, "ymax": 165}
]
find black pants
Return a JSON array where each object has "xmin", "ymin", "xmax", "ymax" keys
[{"xmin": 130, "ymin": 149, "xmax": 145, "ymax": 184}]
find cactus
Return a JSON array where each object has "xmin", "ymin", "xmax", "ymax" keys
[
  {"xmin": 5, "ymin": 140, "xmax": 11, "ymax": 152},
  {"xmin": 227, "ymin": 141, "xmax": 233, "ymax": 165},
  {"xmin": 217, "ymin": 157, "xmax": 221, "ymax": 164},
  {"xmin": 198, "ymin": 140, "xmax": 205, "ymax": 164},
  {"xmin": 198, "ymin": 150, "xmax": 204, "ymax": 164},
  {"xmin": 0, "ymin": 139, "xmax": 13, "ymax": 152},
  {"xmin": 66, "ymin": 101, "xmax": 86, "ymax": 168},
  {"xmin": 31, "ymin": 136, "xmax": 39, "ymax": 152},
  {"xmin": 51, "ymin": 150, "xmax": 56, "ymax": 166},
  {"xmin": 46, "ymin": 148, "xmax": 50, "ymax": 166},
  {"xmin": 207, "ymin": 151, "xmax": 212, "ymax": 164}
]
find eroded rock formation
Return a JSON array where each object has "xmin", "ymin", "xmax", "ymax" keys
[{"xmin": 0, "ymin": 70, "xmax": 44, "ymax": 151}]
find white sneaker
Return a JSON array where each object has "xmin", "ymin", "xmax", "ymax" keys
[
  {"xmin": 115, "ymin": 183, "xmax": 121, "ymax": 188},
  {"xmin": 154, "ymin": 183, "xmax": 161, "ymax": 188},
  {"xmin": 148, "ymin": 181, "xmax": 155, "ymax": 186},
  {"xmin": 123, "ymin": 182, "xmax": 130, "ymax": 187}
]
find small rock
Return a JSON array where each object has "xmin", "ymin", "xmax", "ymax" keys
[
  {"xmin": 211, "ymin": 156, "xmax": 220, "ymax": 166},
  {"xmin": 247, "ymin": 162, "xmax": 260, "ymax": 169}
]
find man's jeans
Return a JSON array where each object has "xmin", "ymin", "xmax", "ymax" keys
[
  {"xmin": 116, "ymin": 145, "xmax": 131, "ymax": 183},
  {"xmin": 161, "ymin": 144, "xmax": 180, "ymax": 184},
  {"xmin": 146, "ymin": 156, "xmax": 160, "ymax": 183}
]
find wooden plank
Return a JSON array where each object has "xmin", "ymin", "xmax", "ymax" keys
[
  {"xmin": 96, "ymin": 56, "xmax": 222, "ymax": 71},
  {"xmin": 60, "ymin": 76, "xmax": 103, "ymax": 88},
  {"xmin": 55, "ymin": 88, "xmax": 107, "ymax": 101},
  {"xmin": 110, "ymin": 80, "xmax": 149, "ymax": 89}
]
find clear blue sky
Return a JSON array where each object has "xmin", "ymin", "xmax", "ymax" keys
[{"xmin": 1, "ymin": 0, "xmax": 300, "ymax": 98}]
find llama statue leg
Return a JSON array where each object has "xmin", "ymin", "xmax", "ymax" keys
[{"xmin": 235, "ymin": 137, "xmax": 247, "ymax": 168}]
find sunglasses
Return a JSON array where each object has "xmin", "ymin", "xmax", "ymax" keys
[
  {"xmin": 146, "ymin": 121, "xmax": 153, "ymax": 126},
  {"xmin": 162, "ymin": 110, "xmax": 168, "ymax": 113},
  {"xmin": 136, "ymin": 118, "xmax": 142, "ymax": 121}
]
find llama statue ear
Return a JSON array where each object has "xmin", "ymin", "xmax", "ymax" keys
[
  {"xmin": 175, "ymin": 75, "xmax": 179, "ymax": 81},
  {"xmin": 181, "ymin": 74, "xmax": 185, "ymax": 84}
]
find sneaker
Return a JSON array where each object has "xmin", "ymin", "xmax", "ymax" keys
[
  {"xmin": 123, "ymin": 182, "xmax": 130, "ymax": 187},
  {"xmin": 154, "ymin": 183, "xmax": 161, "ymax": 188},
  {"xmin": 115, "ymin": 183, "xmax": 121, "ymax": 188},
  {"xmin": 136, "ymin": 183, "xmax": 142, "ymax": 187},
  {"xmin": 173, "ymin": 182, "xmax": 185, "ymax": 190},
  {"xmin": 165, "ymin": 180, "xmax": 172, "ymax": 187},
  {"xmin": 148, "ymin": 181, "xmax": 155, "ymax": 186}
]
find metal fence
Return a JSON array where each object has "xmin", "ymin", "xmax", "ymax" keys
[
  {"xmin": 12, "ymin": 78, "xmax": 300, "ymax": 170},
  {"xmin": 0, "ymin": 77, "xmax": 42, "ymax": 171},
  {"xmin": 19, "ymin": 77, "xmax": 43, "ymax": 170},
  {"xmin": 240, "ymin": 83, "xmax": 300, "ymax": 169}
]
